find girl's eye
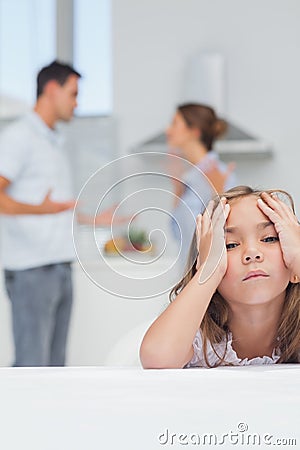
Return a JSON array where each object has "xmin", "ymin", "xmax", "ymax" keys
[
  {"xmin": 226, "ymin": 243, "xmax": 238, "ymax": 250},
  {"xmin": 262, "ymin": 236, "xmax": 279, "ymax": 243}
]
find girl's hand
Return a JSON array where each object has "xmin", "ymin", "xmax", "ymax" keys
[
  {"xmin": 257, "ymin": 192, "xmax": 300, "ymax": 277},
  {"xmin": 196, "ymin": 197, "xmax": 230, "ymax": 284}
]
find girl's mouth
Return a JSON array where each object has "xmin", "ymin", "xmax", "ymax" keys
[{"xmin": 242, "ymin": 270, "xmax": 269, "ymax": 281}]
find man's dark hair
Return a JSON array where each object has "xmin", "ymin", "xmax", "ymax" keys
[{"xmin": 37, "ymin": 60, "xmax": 81, "ymax": 98}]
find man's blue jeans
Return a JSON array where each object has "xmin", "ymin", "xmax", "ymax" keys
[{"xmin": 4, "ymin": 263, "xmax": 73, "ymax": 367}]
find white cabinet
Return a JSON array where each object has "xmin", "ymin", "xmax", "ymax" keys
[
  {"xmin": 67, "ymin": 259, "xmax": 171, "ymax": 366},
  {"xmin": 0, "ymin": 258, "xmax": 173, "ymax": 367}
]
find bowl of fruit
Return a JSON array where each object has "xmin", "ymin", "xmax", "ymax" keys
[{"xmin": 104, "ymin": 228, "xmax": 153, "ymax": 255}]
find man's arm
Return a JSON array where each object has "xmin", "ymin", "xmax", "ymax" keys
[
  {"xmin": 77, "ymin": 205, "xmax": 131, "ymax": 226},
  {"xmin": 0, "ymin": 176, "xmax": 75, "ymax": 215}
]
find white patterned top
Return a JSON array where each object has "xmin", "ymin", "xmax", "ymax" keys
[{"xmin": 186, "ymin": 330, "xmax": 280, "ymax": 368}]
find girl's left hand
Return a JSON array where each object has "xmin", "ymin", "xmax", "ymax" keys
[{"xmin": 257, "ymin": 192, "xmax": 300, "ymax": 276}]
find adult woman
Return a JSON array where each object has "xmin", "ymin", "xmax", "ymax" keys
[{"xmin": 166, "ymin": 103, "xmax": 236, "ymax": 265}]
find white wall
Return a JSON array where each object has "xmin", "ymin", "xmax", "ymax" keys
[{"xmin": 112, "ymin": 0, "xmax": 300, "ymax": 206}]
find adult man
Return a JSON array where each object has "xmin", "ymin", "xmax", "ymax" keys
[{"xmin": 0, "ymin": 60, "xmax": 81, "ymax": 366}]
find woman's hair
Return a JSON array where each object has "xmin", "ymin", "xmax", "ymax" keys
[
  {"xmin": 170, "ymin": 185, "xmax": 300, "ymax": 366},
  {"xmin": 178, "ymin": 103, "xmax": 227, "ymax": 151}
]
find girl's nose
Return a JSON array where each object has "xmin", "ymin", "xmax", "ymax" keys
[{"xmin": 242, "ymin": 248, "xmax": 264, "ymax": 264}]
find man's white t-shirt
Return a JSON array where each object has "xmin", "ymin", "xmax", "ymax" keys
[{"xmin": 0, "ymin": 112, "xmax": 75, "ymax": 270}]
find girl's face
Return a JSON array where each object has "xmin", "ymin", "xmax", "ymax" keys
[
  {"xmin": 166, "ymin": 111, "xmax": 199, "ymax": 150},
  {"xmin": 217, "ymin": 195, "xmax": 292, "ymax": 307}
]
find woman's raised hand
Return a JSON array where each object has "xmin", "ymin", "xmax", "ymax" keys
[
  {"xmin": 258, "ymin": 192, "xmax": 300, "ymax": 277},
  {"xmin": 204, "ymin": 160, "xmax": 236, "ymax": 194},
  {"xmin": 196, "ymin": 197, "xmax": 230, "ymax": 284}
]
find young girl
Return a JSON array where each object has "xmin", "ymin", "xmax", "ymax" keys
[{"xmin": 140, "ymin": 186, "xmax": 300, "ymax": 368}]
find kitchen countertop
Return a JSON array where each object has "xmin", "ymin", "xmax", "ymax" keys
[{"xmin": 0, "ymin": 365, "xmax": 298, "ymax": 450}]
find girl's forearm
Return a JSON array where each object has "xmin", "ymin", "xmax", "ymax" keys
[{"xmin": 140, "ymin": 268, "xmax": 221, "ymax": 369}]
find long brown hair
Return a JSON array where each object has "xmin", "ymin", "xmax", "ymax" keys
[
  {"xmin": 170, "ymin": 186, "xmax": 300, "ymax": 366},
  {"xmin": 178, "ymin": 103, "xmax": 227, "ymax": 151}
]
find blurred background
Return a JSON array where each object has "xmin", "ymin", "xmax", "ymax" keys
[
  {"xmin": 0, "ymin": 0, "xmax": 299, "ymax": 366},
  {"xmin": 1, "ymin": 0, "xmax": 300, "ymax": 199}
]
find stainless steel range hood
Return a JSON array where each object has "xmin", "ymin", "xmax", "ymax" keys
[
  {"xmin": 132, "ymin": 52, "xmax": 273, "ymax": 158},
  {"xmin": 131, "ymin": 121, "xmax": 273, "ymax": 158}
]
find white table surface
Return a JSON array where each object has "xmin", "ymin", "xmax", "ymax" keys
[{"xmin": 0, "ymin": 365, "xmax": 299, "ymax": 450}]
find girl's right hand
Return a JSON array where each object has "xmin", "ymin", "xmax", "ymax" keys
[{"xmin": 196, "ymin": 197, "xmax": 230, "ymax": 284}]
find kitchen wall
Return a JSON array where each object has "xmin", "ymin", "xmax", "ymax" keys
[{"xmin": 112, "ymin": 0, "xmax": 300, "ymax": 206}]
